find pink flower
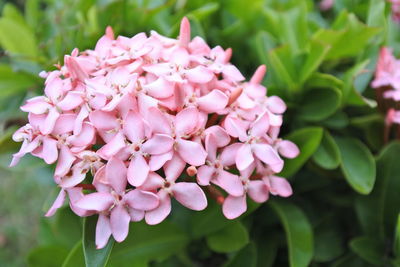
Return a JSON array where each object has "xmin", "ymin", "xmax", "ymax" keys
[{"xmin": 11, "ymin": 17, "xmax": 299, "ymax": 248}]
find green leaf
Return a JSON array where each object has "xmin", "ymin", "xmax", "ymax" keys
[
  {"xmin": 335, "ymin": 137, "xmax": 376, "ymax": 194},
  {"xmin": 0, "ymin": 64, "xmax": 38, "ymax": 99},
  {"xmin": 298, "ymin": 87, "xmax": 341, "ymax": 122},
  {"xmin": 206, "ymin": 221, "xmax": 249, "ymax": 253},
  {"xmin": 305, "ymin": 72, "xmax": 344, "ymax": 90},
  {"xmin": 83, "ymin": 216, "xmax": 114, "ymax": 267},
  {"xmin": 108, "ymin": 221, "xmax": 188, "ymax": 266},
  {"xmin": 27, "ymin": 246, "xmax": 69, "ymax": 267},
  {"xmin": 61, "ymin": 241, "xmax": 85, "ymax": 267},
  {"xmin": 2, "ymin": 3, "xmax": 26, "ymax": 25},
  {"xmin": 187, "ymin": 3, "xmax": 220, "ymax": 21},
  {"xmin": 279, "ymin": 5, "xmax": 309, "ymax": 54},
  {"xmin": 299, "ymin": 40, "xmax": 330, "ymax": 84},
  {"xmin": 0, "ymin": 17, "xmax": 38, "ymax": 57},
  {"xmin": 312, "ymin": 130, "xmax": 341, "ymax": 170},
  {"xmin": 270, "ymin": 200, "xmax": 313, "ymax": 267},
  {"xmin": 268, "ymin": 45, "xmax": 297, "ymax": 90},
  {"xmin": 279, "ymin": 127, "xmax": 323, "ymax": 178},
  {"xmin": 349, "ymin": 236, "xmax": 385, "ymax": 265},
  {"xmin": 395, "ymin": 214, "xmax": 400, "ymax": 257},
  {"xmin": 224, "ymin": 242, "xmax": 257, "ymax": 267},
  {"xmin": 366, "ymin": 0, "xmax": 386, "ymax": 35},
  {"xmin": 313, "ymin": 218, "xmax": 345, "ymax": 262},
  {"xmin": 336, "ymin": 138, "xmax": 376, "ymax": 195}
]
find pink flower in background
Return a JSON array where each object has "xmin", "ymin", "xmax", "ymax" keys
[
  {"xmin": 10, "ymin": 17, "xmax": 299, "ymax": 248},
  {"xmin": 389, "ymin": 0, "xmax": 400, "ymax": 22}
]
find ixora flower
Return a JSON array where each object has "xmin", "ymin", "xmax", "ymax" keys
[{"xmin": 10, "ymin": 17, "xmax": 299, "ymax": 249}]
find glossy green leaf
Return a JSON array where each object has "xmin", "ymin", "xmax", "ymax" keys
[
  {"xmin": 366, "ymin": 0, "xmax": 386, "ymax": 39},
  {"xmin": 187, "ymin": 3, "xmax": 220, "ymax": 21},
  {"xmin": 279, "ymin": 5, "xmax": 308, "ymax": 54},
  {"xmin": 395, "ymin": 214, "xmax": 400, "ymax": 257},
  {"xmin": 312, "ymin": 130, "xmax": 341, "ymax": 170},
  {"xmin": 270, "ymin": 200, "xmax": 313, "ymax": 267},
  {"xmin": 305, "ymin": 72, "xmax": 344, "ymax": 90},
  {"xmin": 298, "ymin": 87, "xmax": 341, "ymax": 122},
  {"xmin": 335, "ymin": 137, "xmax": 376, "ymax": 194},
  {"xmin": 83, "ymin": 216, "xmax": 114, "ymax": 267},
  {"xmin": 61, "ymin": 241, "xmax": 85, "ymax": 267},
  {"xmin": 0, "ymin": 17, "xmax": 38, "ymax": 57},
  {"xmin": 349, "ymin": 236, "xmax": 385, "ymax": 265},
  {"xmin": 268, "ymin": 45, "xmax": 297, "ymax": 90},
  {"xmin": 223, "ymin": 242, "xmax": 257, "ymax": 267},
  {"xmin": 299, "ymin": 40, "xmax": 330, "ymax": 84},
  {"xmin": 279, "ymin": 127, "xmax": 324, "ymax": 177},
  {"xmin": 27, "ymin": 246, "xmax": 69, "ymax": 267},
  {"xmin": 206, "ymin": 221, "xmax": 249, "ymax": 253},
  {"xmin": 2, "ymin": 3, "xmax": 26, "ymax": 25},
  {"xmin": 0, "ymin": 64, "xmax": 38, "ymax": 99},
  {"xmin": 108, "ymin": 221, "xmax": 188, "ymax": 266}
]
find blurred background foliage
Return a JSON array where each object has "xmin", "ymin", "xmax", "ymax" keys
[{"xmin": 0, "ymin": 0, "xmax": 399, "ymax": 266}]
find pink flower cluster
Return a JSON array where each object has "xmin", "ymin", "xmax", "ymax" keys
[
  {"xmin": 389, "ymin": 0, "xmax": 400, "ymax": 22},
  {"xmin": 11, "ymin": 18, "xmax": 299, "ymax": 248},
  {"xmin": 372, "ymin": 47, "xmax": 400, "ymax": 125}
]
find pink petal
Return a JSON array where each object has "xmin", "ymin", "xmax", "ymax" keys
[
  {"xmin": 123, "ymin": 111, "xmax": 145, "ymax": 143},
  {"xmin": 266, "ymin": 96, "xmax": 286, "ymax": 114},
  {"xmin": 127, "ymin": 154, "xmax": 149, "ymax": 187},
  {"xmin": 124, "ymin": 189, "xmax": 159, "ymax": 210},
  {"xmin": 205, "ymin": 134, "xmax": 217, "ymax": 162},
  {"xmin": 267, "ymin": 176, "xmax": 293, "ymax": 197},
  {"xmin": 252, "ymin": 143, "xmax": 283, "ymax": 171},
  {"xmin": 164, "ymin": 153, "xmax": 186, "ymax": 181},
  {"xmin": 222, "ymin": 194, "xmax": 247, "ymax": 219},
  {"xmin": 146, "ymin": 107, "xmax": 172, "ymax": 135},
  {"xmin": 55, "ymin": 145, "xmax": 76, "ymax": 177},
  {"xmin": 128, "ymin": 208, "xmax": 145, "ymax": 222},
  {"xmin": 185, "ymin": 66, "xmax": 214, "ymax": 83},
  {"xmin": 40, "ymin": 108, "xmax": 60, "ymax": 135},
  {"xmin": 278, "ymin": 140, "xmax": 299, "ymax": 159},
  {"xmin": 145, "ymin": 191, "xmax": 171, "ymax": 225},
  {"xmin": 96, "ymin": 214, "xmax": 112, "ymax": 249},
  {"xmin": 144, "ymin": 77, "xmax": 175, "ymax": 99},
  {"xmin": 57, "ymin": 92, "xmax": 84, "ymax": 111},
  {"xmin": 197, "ymin": 165, "xmax": 215, "ymax": 186},
  {"xmin": 53, "ymin": 114, "xmax": 76, "ymax": 135},
  {"xmin": 204, "ymin": 126, "xmax": 231, "ymax": 147},
  {"xmin": 223, "ymin": 116, "xmax": 248, "ymax": 142},
  {"xmin": 178, "ymin": 17, "xmax": 191, "ymax": 47},
  {"xmin": 222, "ymin": 65, "xmax": 245, "ymax": 82},
  {"xmin": 106, "ymin": 157, "xmax": 127, "ymax": 194},
  {"xmin": 89, "ymin": 110, "xmax": 119, "ymax": 131},
  {"xmin": 97, "ymin": 132, "xmax": 126, "ymax": 159},
  {"xmin": 176, "ymin": 138, "xmax": 207, "ymax": 166},
  {"xmin": 172, "ymin": 182, "xmax": 207, "ymax": 211},
  {"xmin": 175, "ymin": 107, "xmax": 198, "ymax": 136},
  {"xmin": 67, "ymin": 187, "xmax": 94, "ymax": 217},
  {"xmin": 236, "ymin": 144, "xmax": 254, "ymax": 171},
  {"xmin": 214, "ymin": 170, "xmax": 244, "ymax": 197},
  {"xmin": 75, "ymin": 192, "xmax": 114, "ymax": 211},
  {"xmin": 68, "ymin": 122, "xmax": 95, "ymax": 148},
  {"xmin": 250, "ymin": 65, "xmax": 266, "ymax": 84},
  {"xmin": 42, "ymin": 137, "xmax": 58, "ymax": 164},
  {"xmin": 197, "ymin": 90, "xmax": 228, "ymax": 113},
  {"xmin": 110, "ymin": 204, "xmax": 131, "ymax": 242},
  {"xmin": 247, "ymin": 180, "xmax": 269, "ymax": 203},
  {"xmin": 148, "ymin": 150, "xmax": 173, "ymax": 171},
  {"xmin": 45, "ymin": 189, "xmax": 66, "ymax": 217},
  {"xmin": 59, "ymin": 168, "xmax": 86, "ymax": 188},
  {"xmin": 65, "ymin": 55, "xmax": 88, "ymax": 81},
  {"xmin": 250, "ymin": 112, "xmax": 269, "ymax": 137},
  {"xmin": 220, "ymin": 143, "xmax": 242, "ymax": 167},
  {"xmin": 141, "ymin": 134, "xmax": 174, "ymax": 155},
  {"xmin": 21, "ymin": 97, "xmax": 52, "ymax": 114},
  {"xmin": 74, "ymin": 105, "xmax": 89, "ymax": 135}
]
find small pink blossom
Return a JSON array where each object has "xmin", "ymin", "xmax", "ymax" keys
[{"xmin": 11, "ymin": 17, "xmax": 298, "ymax": 248}]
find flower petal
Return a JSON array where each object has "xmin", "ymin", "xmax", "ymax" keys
[
  {"xmin": 172, "ymin": 182, "xmax": 207, "ymax": 211},
  {"xmin": 42, "ymin": 137, "xmax": 58, "ymax": 164},
  {"xmin": 252, "ymin": 143, "xmax": 283, "ymax": 172},
  {"xmin": 145, "ymin": 191, "xmax": 171, "ymax": 225},
  {"xmin": 278, "ymin": 140, "xmax": 299, "ymax": 159},
  {"xmin": 175, "ymin": 107, "xmax": 198, "ymax": 136},
  {"xmin": 97, "ymin": 132, "xmax": 126, "ymax": 160},
  {"xmin": 96, "ymin": 214, "xmax": 112, "ymax": 249},
  {"xmin": 106, "ymin": 157, "xmax": 127, "ymax": 194},
  {"xmin": 164, "ymin": 153, "xmax": 186, "ymax": 181},
  {"xmin": 214, "ymin": 170, "xmax": 244, "ymax": 197},
  {"xmin": 124, "ymin": 189, "xmax": 159, "ymax": 210},
  {"xmin": 197, "ymin": 165, "xmax": 215, "ymax": 186},
  {"xmin": 110, "ymin": 204, "xmax": 131, "ymax": 242},
  {"xmin": 267, "ymin": 176, "xmax": 293, "ymax": 197},
  {"xmin": 123, "ymin": 111, "xmax": 145, "ymax": 143},
  {"xmin": 222, "ymin": 194, "xmax": 247, "ymax": 219},
  {"xmin": 45, "ymin": 189, "xmax": 66, "ymax": 217},
  {"xmin": 176, "ymin": 138, "xmax": 206, "ymax": 166},
  {"xmin": 55, "ymin": 145, "xmax": 76, "ymax": 177},
  {"xmin": 247, "ymin": 180, "xmax": 269, "ymax": 203},
  {"xmin": 127, "ymin": 154, "xmax": 149, "ymax": 187},
  {"xmin": 185, "ymin": 65, "xmax": 214, "ymax": 83},
  {"xmin": 146, "ymin": 107, "xmax": 172, "ymax": 135},
  {"xmin": 141, "ymin": 134, "xmax": 174, "ymax": 155},
  {"xmin": 236, "ymin": 144, "xmax": 254, "ymax": 171},
  {"xmin": 75, "ymin": 192, "xmax": 114, "ymax": 211},
  {"xmin": 197, "ymin": 90, "xmax": 228, "ymax": 113}
]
